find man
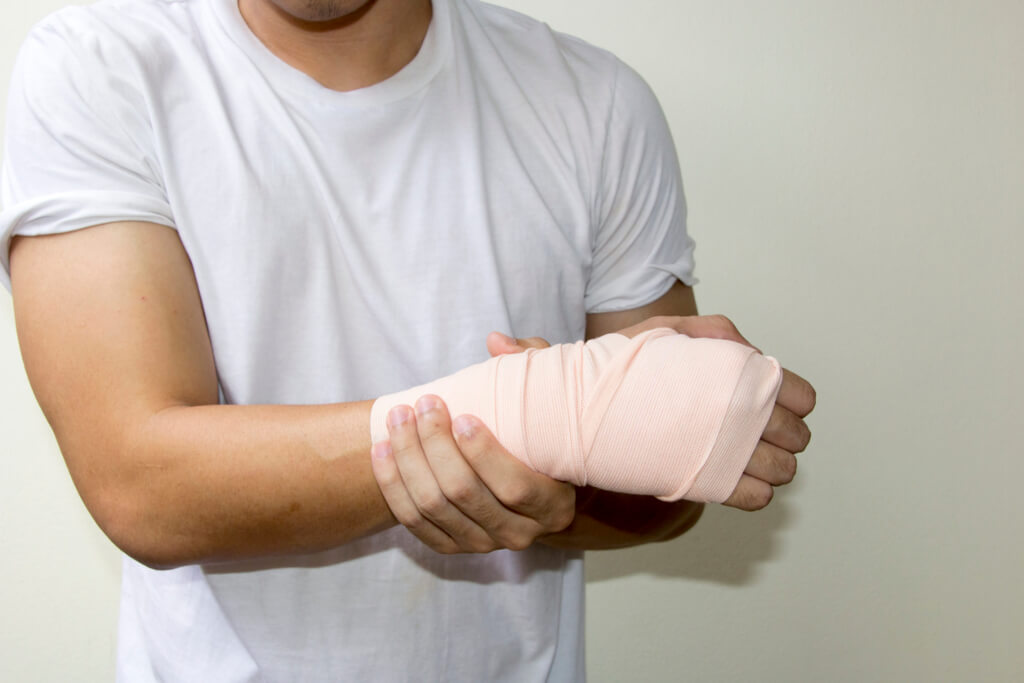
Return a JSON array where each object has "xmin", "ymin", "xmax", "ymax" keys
[{"xmin": 1, "ymin": 0, "xmax": 814, "ymax": 680}]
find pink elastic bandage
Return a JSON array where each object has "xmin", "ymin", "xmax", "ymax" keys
[{"xmin": 370, "ymin": 328, "xmax": 782, "ymax": 503}]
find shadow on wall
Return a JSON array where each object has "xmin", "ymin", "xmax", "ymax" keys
[{"xmin": 585, "ymin": 495, "xmax": 795, "ymax": 585}]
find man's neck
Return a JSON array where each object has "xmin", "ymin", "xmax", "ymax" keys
[{"xmin": 237, "ymin": 0, "xmax": 433, "ymax": 92}]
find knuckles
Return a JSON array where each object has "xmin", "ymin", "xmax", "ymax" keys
[
  {"xmin": 414, "ymin": 489, "xmax": 450, "ymax": 519},
  {"xmin": 784, "ymin": 415, "xmax": 812, "ymax": 453},
  {"xmin": 775, "ymin": 452, "xmax": 798, "ymax": 485},
  {"xmin": 705, "ymin": 314, "xmax": 739, "ymax": 339},
  {"xmin": 416, "ymin": 413, "xmax": 451, "ymax": 443},
  {"xmin": 666, "ymin": 313, "xmax": 743, "ymax": 344},
  {"xmin": 705, "ymin": 313, "xmax": 735, "ymax": 329},
  {"xmin": 519, "ymin": 336, "xmax": 551, "ymax": 350},
  {"xmin": 797, "ymin": 423, "xmax": 812, "ymax": 452},
  {"xmin": 781, "ymin": 453, "xmax": 798, "ymax": 484},
  {"xmin": 481, "ymin": 523, "xmax": 533, "ymax": 553},
  {"xmin": 746, "ymin": 485, "xmax": 774, "ymax": 511},
  {"xmin": 461, "ymin": 536, "xmax": 500, "ymax": 554},
  {"xmin": 782, "ymin": 370, "xmax": 818, "ymax": 418},
  {"xmin": 433, "ymin": 538, "xmax": 462, "ymax": 555},
  {"xmin": 547, "ymin": 500, "xmax": 576, "ymax": 533},
  {"xmin": 443, "ymin": 481, "xmax": 477, "ymax": 508},
  {"xmin": 497, "ymin": 480, "xmax": 536, "ymax": 510},
  {"xmin": 395, "ymin": 510, "xmax": 427, "ymax": 533},
  {"xmin": 492, "ymin": 522, "xmax": 542, "ymax": 552},
  {"xmin": 373, "ymin": 464, "xmax": 400, "ymax": 488},
  {"xmin": 729, "ymin": 480, "xmax": 774, "ymax": 511},
  {"xmin": 504, "ymin": 541, "xmax": 530, "ymax": 553},
  {"xmin": 800, "ymin": 382, "xmax": 817, "ymax": 416},
  {"xmin": 773, "ymin": 410, "xmax": 811, "ymax": 454}
]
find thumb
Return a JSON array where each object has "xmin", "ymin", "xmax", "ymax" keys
[{"xmin": 486, "ymin": 331, "xmax": 552, "ymax": 357}]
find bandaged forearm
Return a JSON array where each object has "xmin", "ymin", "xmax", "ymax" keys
[{"xmin": 370, "ymin": 328, "xmax": 782, "ymax": 503}]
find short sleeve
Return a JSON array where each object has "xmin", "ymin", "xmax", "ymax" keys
[
  {"xmin": 0, "ymin": 12, "xmax": 174, "ymax": 291},
  {"xmin": 584, "ymin": 59, "xmax": 696, "ymax": 314}
]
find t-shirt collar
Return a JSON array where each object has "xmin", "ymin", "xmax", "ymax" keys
[{"xmin": 208, "ymin": 0, "xmax": 451, "ymax": 107}]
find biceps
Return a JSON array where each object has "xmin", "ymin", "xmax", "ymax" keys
[
  {"xmin": 10, "ymin": 222, "xmax": 217, "ymax": 453},
  {"xmin": 585, "ymin": 281, "xmax": 698, "ymax": 339}
]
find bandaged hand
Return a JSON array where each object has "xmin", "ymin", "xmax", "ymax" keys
[{"xmin": 371, "ymin": 328, "xmax": 783, "ymax": 503}]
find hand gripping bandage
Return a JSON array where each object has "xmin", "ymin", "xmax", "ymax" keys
[{"xmin": 370, "ymin": 328, "xmax": 783, "ymax": 503}]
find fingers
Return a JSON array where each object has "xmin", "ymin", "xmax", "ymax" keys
[
  {"xmin": 727, "ymin": 398, "xmax": 810, "ymax": 511},
  {"xmin": 370, "ymin": 396, "xmax": 573, "ymax": 554},
  {"xmin": 374, "ymin": 401, "xmax": 496, "ymax": 553},
  {"xmin": 722, "ymin": 474, "xmax": 774, "ymax": 511},
  {"xmin": 451, "ymin": 415, "xmax": 577, "ymax": 535},
  {"xmin": 776, "ymin": 368, "xmax": 816, "ymax": 418},
  {"xmin": 415, "ymin": 397, "xmax": 552, "ymax": 550},
  {"xmin": 485, "ymin": 331, "xmax": 551, "ymax": 357},
  {"xmin": 411, "ymin": 397, "xmax": 510, "ymax": 534},
  {"xmin": 371, "ymin": 440, "xmax": 461, "ymax": 554},
  {"xmin": 761, "ymin": 404, "xmax": 812, "ymax": 454},
  {"xmin": 743, "ymin": 440, "xmax": 797, "ymax": 486}
]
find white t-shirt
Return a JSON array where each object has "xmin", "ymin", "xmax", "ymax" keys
[{"xmin": 1, "ymin": 0, "xmax": 696, "ymax": 680}]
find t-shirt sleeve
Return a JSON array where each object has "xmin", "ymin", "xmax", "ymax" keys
[
  {"xmin": 584, "ymin": 59, "xmax": 697, "ymax": 314},
  {"xmin": 0, "ymin": 13, "xmax": 174, "ymax": 292}
]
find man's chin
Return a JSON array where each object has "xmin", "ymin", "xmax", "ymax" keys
[{"xmin": 270, "ymin": 0, "xmax": 379, "ymax": 25}]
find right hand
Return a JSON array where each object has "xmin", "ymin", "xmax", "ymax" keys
[
  {"xmin": 370, "ymin": 396, "xmax": 577, "ymax": 554},
  {"xmin": 488, "ymin": 315, "xmax": 817, "ymax": 512}
]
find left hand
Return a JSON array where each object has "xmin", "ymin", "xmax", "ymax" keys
[{"xmin": 486, "ymin": 317, "xmax": 813, "ymax": 512}]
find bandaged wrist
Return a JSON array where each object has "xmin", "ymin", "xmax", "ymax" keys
[{"xmin": 370, "ymin": 328, "xmax": 782, "ymax": 503}]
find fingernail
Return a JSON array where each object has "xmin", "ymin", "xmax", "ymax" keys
[
  {"xmin": 388, "ymin": 405, "xmax": 412, "ymax": 429},
  {"xmin": 415, "ymin": 395, "xmax": 439, "ymax": 417},
  {"xmin": 453, "ymin": 415, "xmax": 476, "ymax": 439},
  {"xmin": 371, "ymin": 441, "xmax": 392, "ymax": 460},
  {"xmin": 495, "ymin": 332, "xmax": 515, "ymax": 344}
]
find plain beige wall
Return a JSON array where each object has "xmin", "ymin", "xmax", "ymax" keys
[{"xmin": 2, "ymin": 1, "xmax": 1021, "ymax": 681}]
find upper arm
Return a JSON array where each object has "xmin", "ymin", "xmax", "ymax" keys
[
  {"xmin": 585, "ymin": 280, "xmax": 698, "ymax": 340},
  {"xmin": 583, "ymin": 59, "xmax": 695, "ymax": 317},
  {"xmin": 10, "ymin": 222, "xmax": 216, "ymax": 519}
]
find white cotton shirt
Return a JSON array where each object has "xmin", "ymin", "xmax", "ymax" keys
[{"xmin": 0, "ymin": 0, "xmax": 696, "ymax": 680}]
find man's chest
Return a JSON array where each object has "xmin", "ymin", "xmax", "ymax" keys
[{"xmin": 157, "ymin": 80, "xmax": 596, "ymax": 306}]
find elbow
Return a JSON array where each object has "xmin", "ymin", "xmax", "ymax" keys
[
  {"xmin": 51, "ymin": 407, "xmax": 212, "ymax": 570},
  {"xmin": 67, "ymin": 445, "xmax": 199, "ymax": 570},
  {"xmin": 113, "ymin": 526, "xmax": 194, "ymax": 571},
  {"xmin": 117, "ymin": 543, "xmax": 190, "ymax": 572},
  {"xmin": 89, "ymin": 489, "xmax": 197, "ymax": 570}
]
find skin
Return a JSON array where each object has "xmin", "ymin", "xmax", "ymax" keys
[
  {"xmin": 237, "ymin": 0, "xmax": 433, "ymax": 90},
  {"xmin": 7, "ymin": 0, "xmax": 815, "ymax": 565},
  {"xmin": 373, "ymin": 295, "xmax": 816, "ymax": 554}
]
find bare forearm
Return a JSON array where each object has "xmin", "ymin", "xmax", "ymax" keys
[
  {"xmin": 85, "ymin": 399, "xmax": 397, "ymax": 568},
  {"xmin": 9, "ymin": 225, "xmax": 396, "ymax": 568},
  {"xmin": 539, "ymin": 488, "xmax": 703, "ymax": 550}
]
